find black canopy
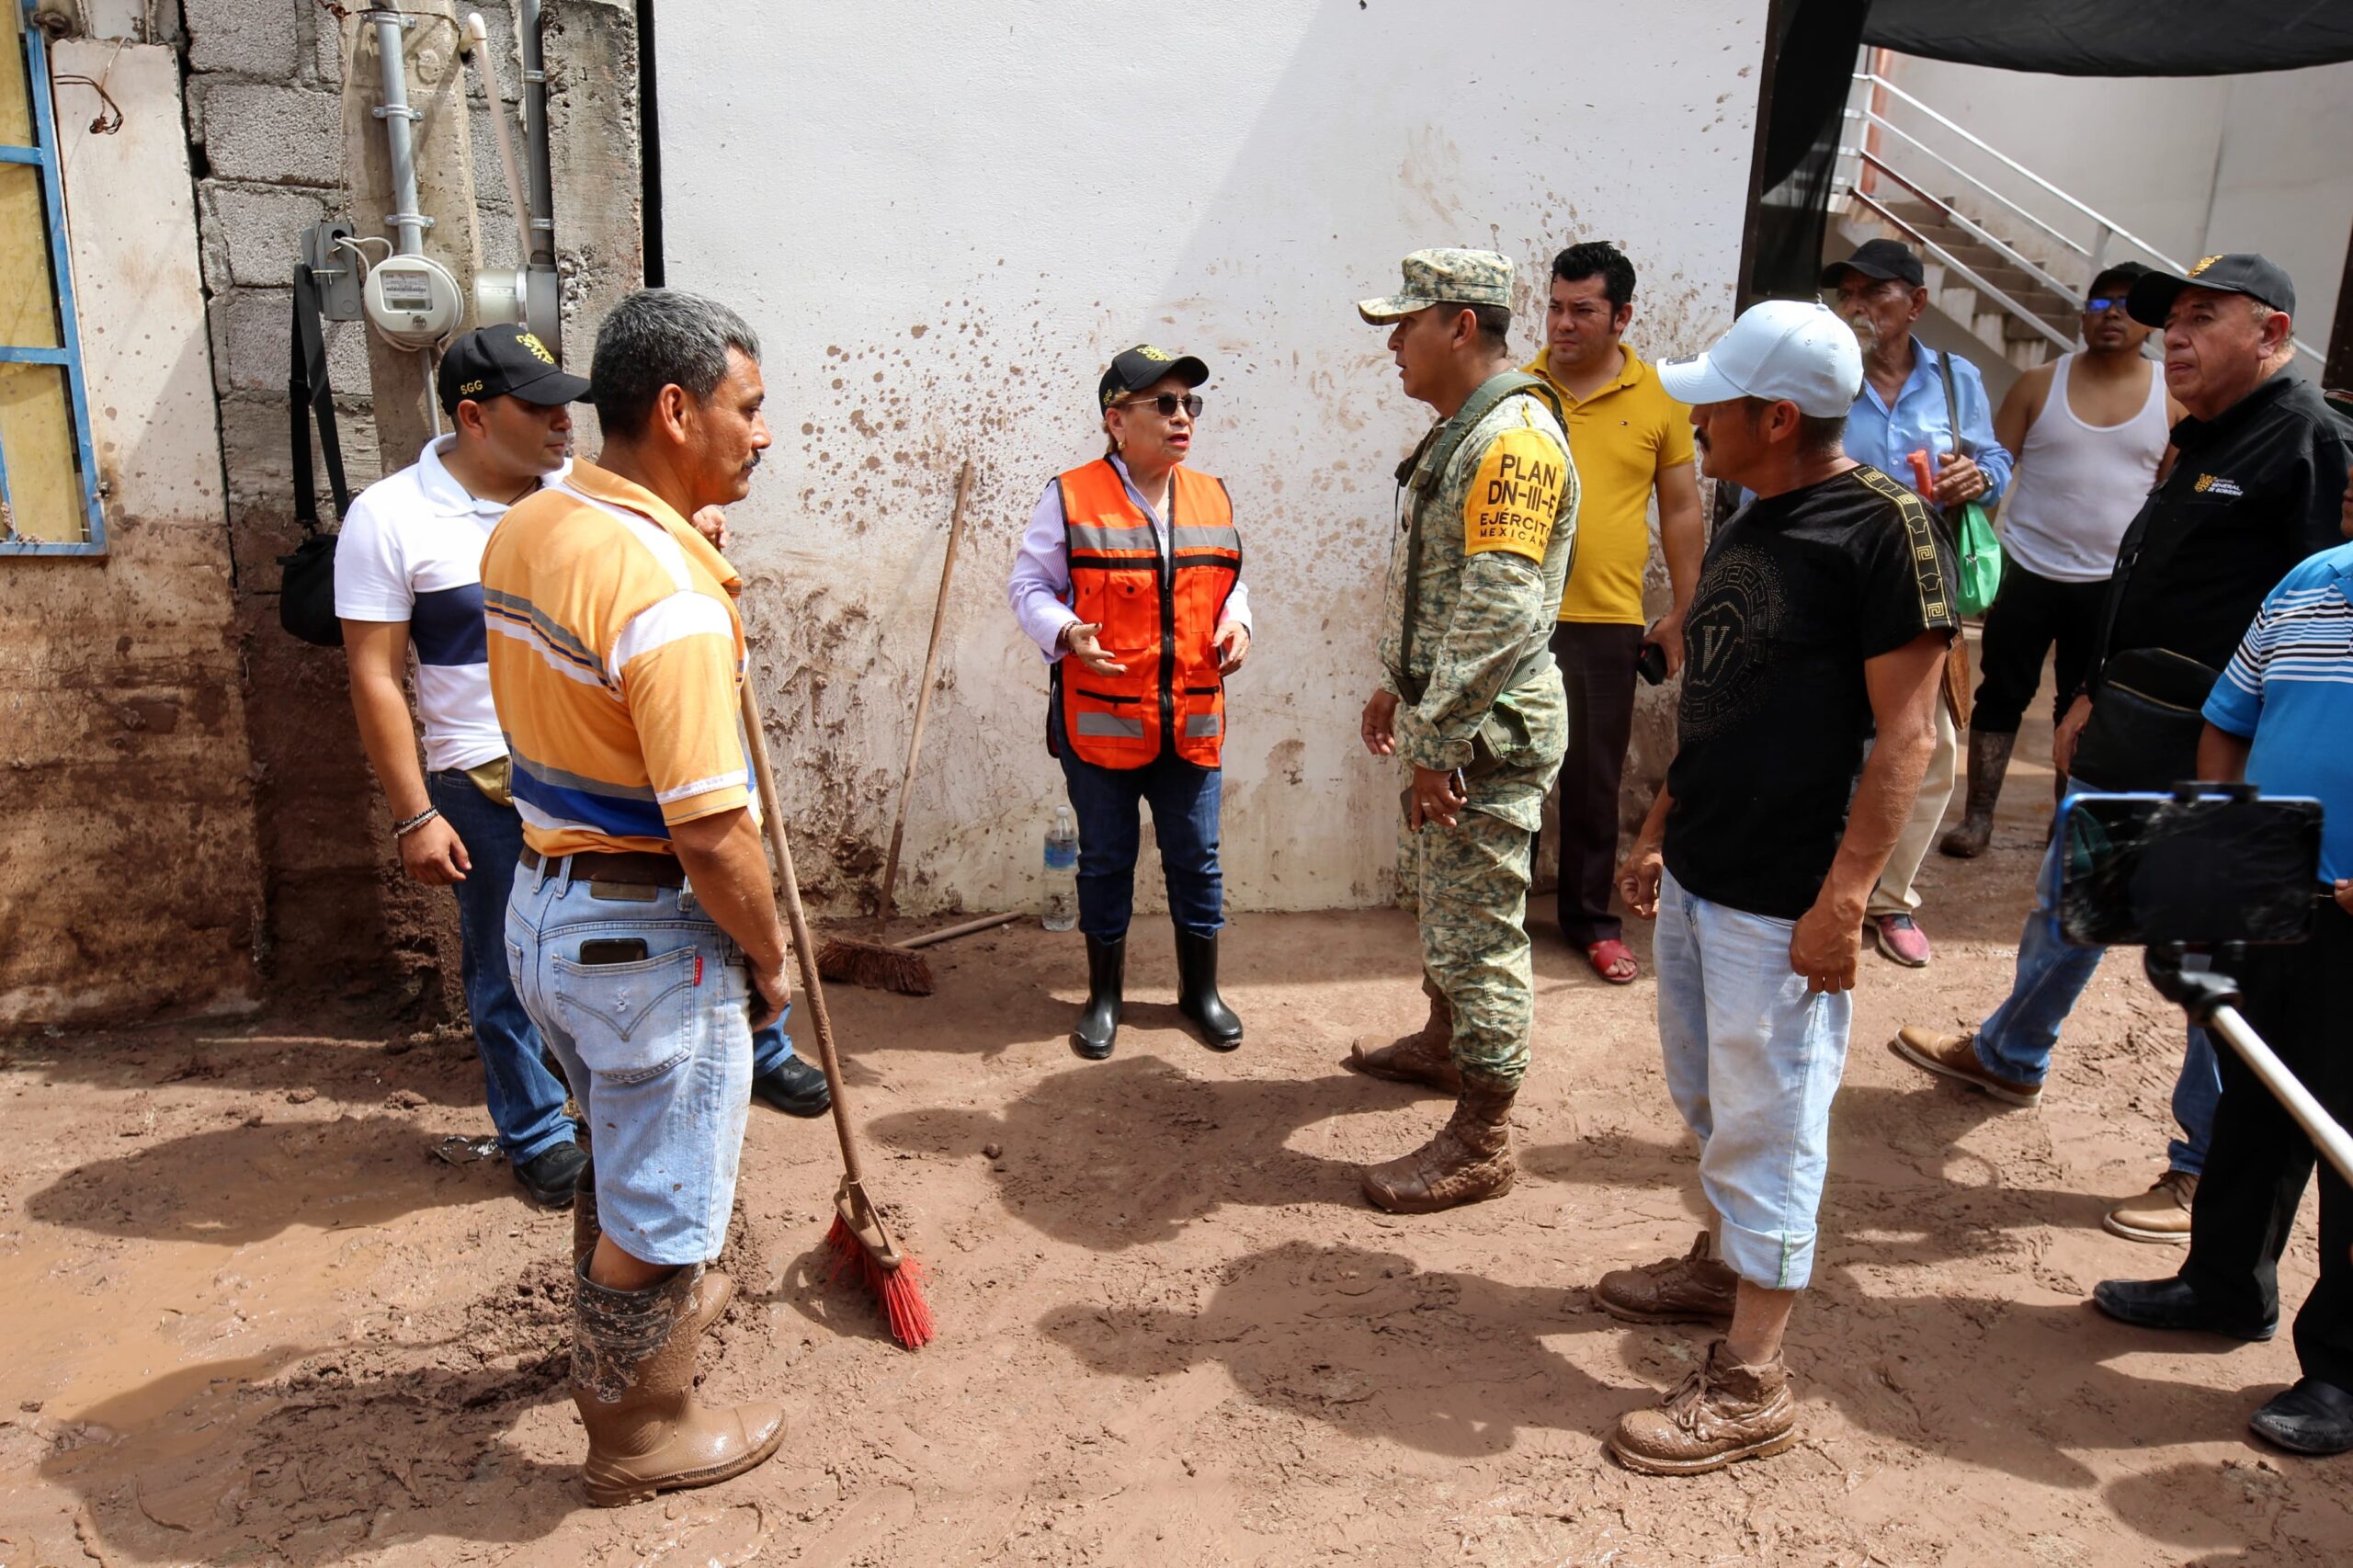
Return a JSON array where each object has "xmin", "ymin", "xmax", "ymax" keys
[{"xmin": 1862, "ymin": 0, "xmax": 2353, "ymax": 79}]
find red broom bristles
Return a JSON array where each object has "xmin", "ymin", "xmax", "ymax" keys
[{"xmin": 824, "ymin": 1213, "xmax": 935, "ymax": 1349}]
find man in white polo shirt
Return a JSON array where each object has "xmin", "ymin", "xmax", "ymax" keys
[{"xmin": 335, "ymin": 327, "xmax": 828, "ymax": 1211}]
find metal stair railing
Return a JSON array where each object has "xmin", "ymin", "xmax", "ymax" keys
[{"xmin": 1838, "ymin": 70, "xmax": 2324, "ymax": 370}]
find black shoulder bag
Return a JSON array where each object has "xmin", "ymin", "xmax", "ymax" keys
[{"xmin": 276, "ymin": 263, "xmax": 352, "ymax": 647}]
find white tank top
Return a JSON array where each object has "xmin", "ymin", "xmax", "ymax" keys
[{"xmin": 1996, "ymin": 352, "xmax": 2170, "ymax": 583}]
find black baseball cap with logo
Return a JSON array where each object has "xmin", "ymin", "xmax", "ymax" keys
[
  {"xmin": 2126, "ymin": 254, "xmax": 2297, "ymax": 329},
  {"xmin": 437, "ymin": 324, "xmax": 593, "ymax": 415},
  {"xmin": 1820, "ymin": 236, "xmax": 1927, "ymax": 290},
  {"xmin": 1097, "ymin": 344, "xmax": 1209, "ymax": 410}
]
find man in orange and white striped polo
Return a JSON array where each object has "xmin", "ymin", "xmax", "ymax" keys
[{"xmin": 482, "ymin": 290, "xmax": 787, "ymax": 1506}]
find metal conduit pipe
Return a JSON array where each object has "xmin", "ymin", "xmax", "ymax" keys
[
  {"xmin": 517, "ymin": 0, "xmax": 562, "ymax": 351},
  {"xmin": 367, "ymin": 9, "xmax": 431, "ymax": 256}
]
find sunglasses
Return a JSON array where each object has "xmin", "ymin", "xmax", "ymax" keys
[
  {"xmin": 1114, "ymin": 392, "xmax": 1204, "ymax": 418},
  {"xmin": 2084, "ymin": 297, "xmax": 2130, "ymax": 314}
]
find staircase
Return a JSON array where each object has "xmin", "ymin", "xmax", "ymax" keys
[{"xmin": 1834, "ymin": 67, "xmax": 2325, "ymax": 377}]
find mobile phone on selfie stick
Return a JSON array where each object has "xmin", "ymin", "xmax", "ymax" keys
[{"xmin": 2059, "ymin": 783, "xmax": 2353, "ymax": 1186}]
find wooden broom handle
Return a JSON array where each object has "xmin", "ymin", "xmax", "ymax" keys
[
  {"xmin": 874, "ymin": 460, "xmax": 973, "ymax": 930},
  {"xmin": 738, "ymin": 677, "xmax": 864, "ymax": 1186}
]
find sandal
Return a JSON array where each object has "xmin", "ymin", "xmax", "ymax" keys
[{"xmin": 1586, "ymin": 938, "xmax": 1640, "ymax": 985}]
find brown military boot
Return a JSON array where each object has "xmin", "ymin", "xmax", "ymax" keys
[
  {"xmin": 1608, "ymin": 1338, "xmax": 1798, "ymax": 1475},
  {"xmin": 1346, "ymin": 984, "xmax": 1461, "ymax": 1094},
  {"xmin": 1359, "ymin": 1074, "xmax": 1514, "ymax": 1213},
  {"xmin": 571, "ymin": 1260, "xmax": 781, "ymax": 1506},
  {"xmin": 1593, "ymin": 1231, "xmax": 1738, "ymax": 1326},
  {"xmin": 572, "ymin": 1158, "xmax": 734, "ymax": 1335}
]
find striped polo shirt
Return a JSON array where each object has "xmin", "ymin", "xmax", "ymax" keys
[
  {"xmin": 479, "ymin": 460, "xmax": 753, "ymax": 857},
  {"xmin": 2203, "ymin": 539, "xmax": 2353, "ymax": 884},
  {"xmin": 332, "ymin": 436, "xmax": 566, "ymax": 772}
]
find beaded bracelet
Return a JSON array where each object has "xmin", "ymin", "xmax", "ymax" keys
[{"xmin": 392, "ymin": 807, "xmax": 442, "ymax": 837}]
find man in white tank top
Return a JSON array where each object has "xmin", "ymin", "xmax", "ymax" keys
[{"xmin": 1938, "ymin": 263, "xmax": 2182, "ymax": 857}]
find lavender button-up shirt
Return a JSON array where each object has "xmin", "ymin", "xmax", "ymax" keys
[{"xmin": 1005, "ymin": 454, "xmax": 1253, "ymax": 661}]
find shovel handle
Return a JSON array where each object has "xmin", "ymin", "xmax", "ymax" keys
[
  {"xmin": 874, "ymin": 460, "xmax": 973, "ymax": 932},
  {"xmin": 738, "ymin": 678, "xmax": 865, "ymax": 1187}
]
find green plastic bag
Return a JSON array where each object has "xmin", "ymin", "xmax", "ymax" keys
[
  {"xmin": 1952, "ymin": 499, "xmax": 2002, "ymax": 618},
  {"xmin": 1934, "ymin": 348, "xmax": 2003, "ymax": 617}
]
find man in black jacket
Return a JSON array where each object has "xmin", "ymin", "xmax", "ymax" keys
[{"xmin": 1890, "ymin": 255, "xmax": 2349, "ymax": 1243}]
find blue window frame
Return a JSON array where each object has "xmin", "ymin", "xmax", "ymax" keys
[{"xmin": 1, "ymin": 1, "xmax": 107, "ymax": 556}]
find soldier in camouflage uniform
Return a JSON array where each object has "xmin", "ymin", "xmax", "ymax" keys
[{"xmin": 1348, "ymin": 249, "xmax": 1580, "ymax": 1213}]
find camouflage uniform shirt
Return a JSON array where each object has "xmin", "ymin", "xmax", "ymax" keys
[{"xmin": 1380, "ymin": 379, "xmax": 1581, "ymax": 829}]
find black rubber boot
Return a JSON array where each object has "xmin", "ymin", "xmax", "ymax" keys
[
  {"xmin": 1175, "ymin": 927, "xmax": 1243, "ymax": 1051},
  {"xmin": 1938, "ymin": 728, "xmax": 2016, "ymax": 859},
  {"xmin": 750, "ymin": 1056, "xmax": 831, "ymax": 1118},
  {"xmin": 516, "ymin": 1139, "xmax": 589, "ymax": 1210},
  {"xmin": 1072, "ymin": 935, "xmax": 1124, "ymax": 1060}
]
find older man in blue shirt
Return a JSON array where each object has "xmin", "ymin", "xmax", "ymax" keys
[{"xmin": 1824, "ymin": 237, "xmax": 2013, "ymax": 968}]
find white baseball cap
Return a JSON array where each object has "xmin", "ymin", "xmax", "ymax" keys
[{"xmin": 1654, "ymin": 299, "xmax": 1862, "ymax": 419}]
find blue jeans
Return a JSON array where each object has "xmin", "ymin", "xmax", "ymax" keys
[
  {"xmin": 1654, "ymin": 869, "xmax": 1852, "ymax": 1291},
  {"xmin": 1971, "ymin": 817, "xmax": 2221, "ymax": 1176},
  {"xmin": 505, "ymin": 864, "xmax": 754, "ymax": 1267},
  {"xmin": 1056, "ymin": 718, "xmax": 1223, "ymax": 940},
  {"xmin": 430, "ymin": 774, "xmax": 797, "ymax": 1154},
  {"xmin": 427, "ymin": 769, "xmax": 575, "ymax": 1165}
]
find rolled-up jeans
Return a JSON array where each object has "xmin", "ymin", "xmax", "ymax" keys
[
  {"xmin": 1654, "ymin": 868, "xmax": 1852, "ymax": 1291},
  {"xmin": 1971, "ymin": 814, "xmax": 2221, "ymax": 1176},
  {"xmin": 506, "ymin": 862, "xmax": 754, "ymax": 1267}
]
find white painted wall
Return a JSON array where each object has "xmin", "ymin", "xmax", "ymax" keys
[
  {"xmin": 658, "ymin": 0, "xmax": 1767, "ymax": 916},
  {"xmin": 1877, "ymin": 52, "xmax": 2353, "ymax": 369}
]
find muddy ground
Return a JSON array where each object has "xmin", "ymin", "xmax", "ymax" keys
[{"xmin": 5, "ymin": 733, "xmax": 2349, "ymax": 1566}]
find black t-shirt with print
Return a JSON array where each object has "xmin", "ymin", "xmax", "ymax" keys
[{"xmin": 1663, "ymin": 464, "xmax": 1958, "ymax": 920}]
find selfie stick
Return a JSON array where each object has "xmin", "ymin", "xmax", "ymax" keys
[{"xmin": 2147, "ymin": 945, "xmax": 2353, "ymax": 1188}]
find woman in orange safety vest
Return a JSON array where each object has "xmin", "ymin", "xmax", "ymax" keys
[{"xmin": 1006, "ymin": 346, "xmax": 1253, "ymax": 1061}]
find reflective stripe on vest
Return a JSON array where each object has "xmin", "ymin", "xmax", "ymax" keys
[{"xmin": 1055, "ymin": 459, "xmax": 1240, "ymax": 769}]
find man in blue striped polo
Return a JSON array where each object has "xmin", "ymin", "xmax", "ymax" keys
[{"xmin": 2094, "ymin": 459, "xmax": 2353, "ymax": 1456}]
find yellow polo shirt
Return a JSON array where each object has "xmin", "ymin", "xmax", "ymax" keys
[{"xmin": 1523, "ymin": 345, "xmax": 1695, "ymax": 625}]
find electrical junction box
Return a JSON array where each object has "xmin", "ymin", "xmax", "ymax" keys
[
  {"xmin": 364, "ymin": 253, "xmax": 464, "ymax": 349},
  {"xmin": 474, "ymin": 267, "xmax": 528, "ymax": 331},
  {"xmin": 300, "ymin": 220, "xmax": 365, "ymax": 321}
]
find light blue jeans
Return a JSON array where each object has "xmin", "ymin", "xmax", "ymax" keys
[
  {"xmin": 505, "ymin": 864, "xmax": 754, "ymax": 1267},
  {"xmin": 1971, "ymin": 819, "xmax": 2221, "ymax": 1176},
  {"xmin": 1654, "ymin": 869, "xmax": 1852, "ymax": 1291}
]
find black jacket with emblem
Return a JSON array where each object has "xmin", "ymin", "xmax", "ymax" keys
[{"xmin": 2092, "ymin": 373, "xmax": 2351, "ymax": 687}]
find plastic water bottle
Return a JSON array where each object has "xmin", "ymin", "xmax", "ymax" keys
[{"xmin": 1042, "ymin": 805, "xmax": 1079, "ymax": 931}]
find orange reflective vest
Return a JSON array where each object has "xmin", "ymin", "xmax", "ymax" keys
[{"xmin": 1054, "ymin": 460, "xmax": 1242, "ymax": 769}]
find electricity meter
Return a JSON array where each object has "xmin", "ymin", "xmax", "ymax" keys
[{"xmin": 363, "ymin": 253, "xmax": 464, "ymax": 349}]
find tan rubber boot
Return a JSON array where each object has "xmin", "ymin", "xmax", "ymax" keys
[
  {"xmin": 573, "ymin": 1158, "xmax": 734, "ymax": 1333},
  {"xmin": 1608, "ymin": 1338, "xmax": 1798, "ymax": 1475},
  {"xmin": 571, "ymin": 1260, "xmax": 781, "ymax": 1507},
  {"xmin": 1347, "ymin": 983, "xmax": 1460, "ymax": 1094},
  {"xmin": 1359, "ymin": 1075, "xmax": 1514, "ymax": 1213},
  {"xmin": 1593, "ymin": 1232, "xmax": 1738, "ymax": 1326}
]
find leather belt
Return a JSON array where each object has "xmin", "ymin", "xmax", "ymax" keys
[{"xmin": 519, "ymin": 846, "xmax": 687, "ymax": 888}]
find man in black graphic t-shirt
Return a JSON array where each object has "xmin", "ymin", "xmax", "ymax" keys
[{"xmin": 1595, "ymin": 301, "xmax": 1956, "ymax": 1477}]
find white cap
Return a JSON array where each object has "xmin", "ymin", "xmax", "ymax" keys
[{"xmin": 1654, "ymin": 300, "xmax": 1862, "ymax": 419}]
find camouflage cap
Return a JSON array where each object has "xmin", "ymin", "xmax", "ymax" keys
[{"xmin": 1358, "ymin": 248, "xmax": 1514, "ymax": 324}]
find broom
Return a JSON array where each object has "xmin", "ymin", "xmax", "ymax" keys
[
  {"xmin": 738, "ymin": 678, "xmax": 935, "ymax": 1348},
  {"xmin": 818, "ymin": 460, "xmax": 974, "ymax": 995}
]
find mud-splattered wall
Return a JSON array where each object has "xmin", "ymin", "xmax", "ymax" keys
[{"xmin": 659, "ymin": 0, "xmax": 1766, "ymax": 918}]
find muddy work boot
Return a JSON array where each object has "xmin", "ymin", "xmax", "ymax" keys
[
  {"xmin": 1594, "ymin": 1231, "xmax": 1739, "ymax": 1327},
  {"xmin": 572, "ymin": 1160, "xmax": 734, "ymax": 1333},
  {"xmin": 1608, "ymin": 1339, "xmax": 1798, "ymax": 1476},
  {"xmin": 1938, "ymin": 728, "xmax": 2016, "ymax": 859},
  {"xmin": 1072, "ymin": 935, "xmax": 1124, "ymax": 1061},
  {"xmin": 571, "ymin": 1259, "xmax": 783, "ymax": 1507},
  {"xmin": 1359, "ymin": 1074, "xmax": 1515, "ymax": 1213},
  {"xmin": 1347, "ymin": 985, "xmax": 1461, "ymax": 1095}
]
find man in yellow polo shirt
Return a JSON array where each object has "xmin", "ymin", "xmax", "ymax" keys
[{"xmin": 1524, "ymin": 243, "xmax": 1704, "ymax": 983}]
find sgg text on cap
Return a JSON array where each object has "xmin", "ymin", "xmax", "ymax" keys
[{"xmin": 436, "ymin": 324, "xmax": 591, "ymax": 415}]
